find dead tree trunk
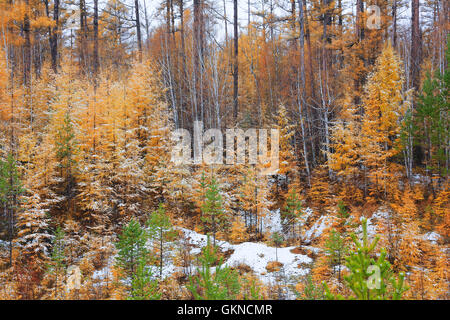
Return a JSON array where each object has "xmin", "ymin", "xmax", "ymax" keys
[
  {"xmin": 297, "ymin": 0, "xmax": 311, "ymax": 186},
  {"xmin": 233, "ymin": 0, "xmax": 239, "ymax": 121},
  {"xmin": 356, "ymin": 0, "xmax": 364, "ymax": 42},
  {"xmin": 193, "ymin": 0, "xmax": 202, "ymax": 120},
  {"xmin": 392, "ymin": 0, "xmax": 398, "ymax": 47},
  {"xmin": 135, "ymin": 0, "xmax": 143, "ymax": 62},
  {"xmin": 410, "ymin": 0, "xmax": 422, "ymax": 91},
  {"xmin": 23, "ymin": 0, "xmax": 31, "ymax": 87},
  {"xmin": 93, "ymin": 0, "xmax": 99, "ymax": 75}
]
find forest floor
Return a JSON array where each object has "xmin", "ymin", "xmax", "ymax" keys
[{"xmin": 89, "ymin": 206, "xmax": 446, "ymax": 299}]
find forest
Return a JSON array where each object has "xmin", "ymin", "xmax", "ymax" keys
[{"xmin": 0, "ymin": 0, "xmax": 448, "ymax": 300}]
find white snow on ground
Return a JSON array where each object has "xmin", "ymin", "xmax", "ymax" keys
[
  {"xmin": 261, "ymin": 209, "xmax": 283, "ymax": 234},
  {"xmin": 148, "ymin": 262, "xmax": 179, "ymax": 279},
  {"xmin": 224, "ymin": 242, "xmax": 312, "ymax": 281},
  {"xmin": 422, "ymin": 232, "xmax": 441, "ymax": 244},
  {"xmin": 82, "ymin": 201, "xmax": 450, "ymax": 300},
  {"xmin": 302, "ymin": 214, "xmax": 334, "ymax": 243},
  {"xmin": 353, "ymin": 209, "xmax": 390, "ymax": 239},
  {"xmin": 359, "ymin": 209, "xmax": 444, "ymax": 245},
  {"xmin": 92, "ymin": 208, "xmax": 319, "ymax": 290},
  {"xmin": 92, "ymin": 224, "xmax": 314, "ymax": 294},
  {"xmin": 93, "ymin": 265, "xmax": 110, "ymax": 281},
  {"xmin": 303, "ymin": 207, "xmax": 314, "ymax": 220},
  {"xmin": 80, "ymin": 206, "xmax": 445, "ymax": 298},
  {"xmin": 172, "ymin": 207, "xmax": 320, "ymax": 285},
  {"xmin": 180, "ymin": 227, "xmax": 312, "ymax": 284}
]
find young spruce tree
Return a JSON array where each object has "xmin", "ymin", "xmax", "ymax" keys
[
  {"xmin": 188, "ymin": 237, "xmax": 240, "ymax": 300},
  {"xmin": 147, "ymin": 203, "xmax": 175, "ymax": 278},
  {"xmin": 201, "ymin": 177, "xmax": 226, "ymax": 246},
  {"xmin": 324, "ymin": 219, "xmax": 408, "ymax": 300},
  {"xmin": 115, "ymin": 218, "xmax": 160, "ymax": 300}
]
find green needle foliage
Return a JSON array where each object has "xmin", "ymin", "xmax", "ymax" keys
[
  {"xmin": 201, "ymin": 177, "xmax": 226, "ymax": 246},
  {"xmin": 115, "ymin": 218, "xmax": 161, "ymax": 300},
  {"xmin": 146, "ymin": 203, "xmax": 175, "ymax": 278},
  {"xmin": 324, "ymin": 218, "xmax": 408, "ymax": 300},
  {"xmin": 296, "ymin": 274, "xmax": 324, "ymax": 300},
  {"xmin": 47, "ymin": 226, "xmax": 66, "ymax": 298},
  {"xmin": 115, "ymin": 218, "xmax": 149, "ymax": 276},
  {"xmin": 240, "ymin": 277, "xmax": 264, "ymax": 300},
  {"xmin": 337, "ymin": 200, "xmax": 349, "ymax": 220},
  {"xmin": 324, "ymin": 229, "xmax": 347, "ymax": 285},
  {"xmin": 188, "ymin": 237, "xmax": 240, "ymax": 300},
  {"xmin": 129, "ymin": 259, "xmax": 161, "ymax": 300},
  {"xmin": 50, "ymin": 227, "xmax": 66, "ymax": 271},
  {"xmin": 0, "ymin": 153, "xmax": 23, "ymax": 203},
  {"xmin": 55, "ymin": 112, "xmax": 77, "ymax": 173},
  {"xmin": 271, "ymin": 231, "xmax": 283, "ymax": 262},
  {"xmin": 282, "ymin": 188, "xmax": 303, "ymax": 236},
  {"xmin": 0, "ymin": 153, "xmax": 23, "ymax": 266},
  {"xmin": 405, "ymin": 35, "xmax": 449, "ymax": 176}
]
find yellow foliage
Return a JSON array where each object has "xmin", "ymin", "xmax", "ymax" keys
[{"xmin": 229, "ymin": 216, "xmax": 247, "ymax": 244}]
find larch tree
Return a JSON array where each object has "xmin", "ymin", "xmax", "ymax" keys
[{"xmin": 360, "ymin": 42, "xmax": 406, "ymax": 200}]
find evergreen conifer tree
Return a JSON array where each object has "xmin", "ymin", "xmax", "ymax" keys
[
  {"xmin": 324, "ymin": 229, "xmax": 347, "ymax": 285},
  {"xmin": 115, "ymin": 218, "xmax": 161, "ymax": 298},
  {"xmin": 129, "ymin": 259, "xmax": 161, "ymax": 300},
  {"xmin": 47, "ymin": 226, "xmax": 66, "ymax": 298},
  {"xmin": 187, "ymin": 237, "xmax": 240, "ymax": 300},
  {"xmin": 115, "ymin": 219, "xmax": 149, "ymax": 277},
  {"xmin": 201, "ymin": 177, "xmax": 226, "ymax": 246},
  {"xmin": 0, "ymin": 154, "xmax": 24, "ymax": 267},
  {"xmin": 282, "ymin": 188, "xmax": 303, "ymax": 239},
  {"xmin": 324, "ymin": 219, "xmax": 408, "ymax": 300},
  {"xmin": 271, "ymin": 231, "xmax": 283, "ymax": 262},
  {"xmin": 147, "ymin": 203, "xmax": 175, "ymax": 278},
  {"xmin": 413, "ymin": 36, "xmax": 449, "ymax": 177}
]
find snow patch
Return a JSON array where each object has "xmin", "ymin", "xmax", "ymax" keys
[
  {"xmin": 224, "ymin": 241, "xmax": 312, "ymax": 284},
  {"xmin": 261, "ymin": 209, "xmax": 283, "ymax": 234},
  {"xmin": 180, "ymin": 228, "xmax": 313, "ymax": 285},
  {"xmin": 423, "ymin": 232, "xmax": 441, "ymax": 244},
  {"xmin": 302, "ymin": 215, "xmax": 333, "ymax": 243}
]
